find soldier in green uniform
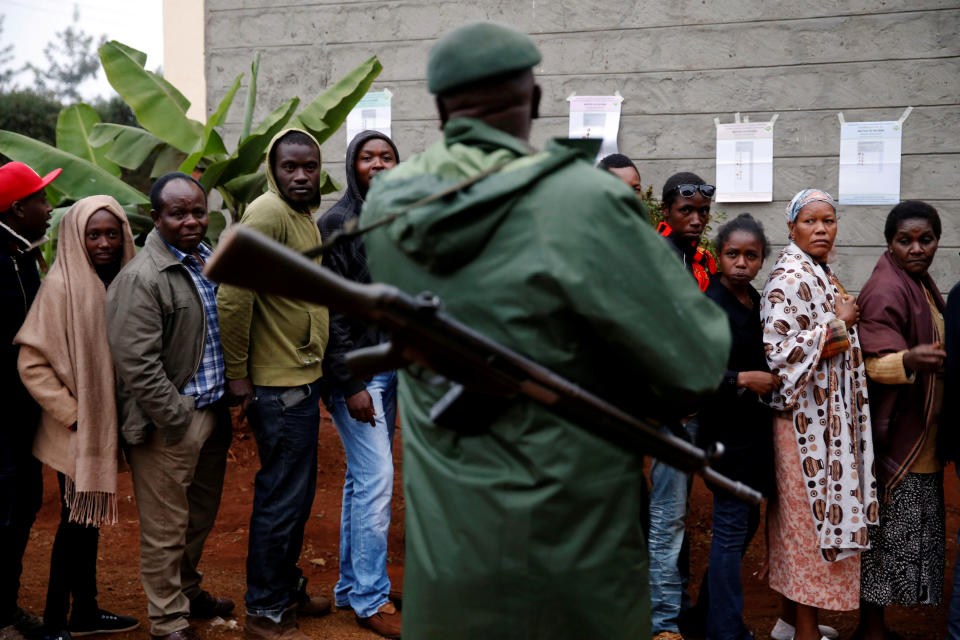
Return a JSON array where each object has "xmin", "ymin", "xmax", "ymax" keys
[{"xmin": 360, "ymin": 22, "xmax": 731, "ymax": 639}]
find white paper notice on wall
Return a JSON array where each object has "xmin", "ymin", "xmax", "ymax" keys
[
  {"xmin": 567, "ymin": 94, "xmax": 623, "ymax": 161},
  {"xmin": 837, "ymin": 119, "xmax": 904, "ymax": 205},
  {"xmin": 715, "ymin": 119, "xmax": 775, "ymax": 202},
  {"xmin": 345, "ymin": 90, "xmax": 392, "ymax": 146}
]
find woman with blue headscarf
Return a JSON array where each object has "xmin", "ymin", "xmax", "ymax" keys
[{"xmin": 760, "ymin": 189, "xmax": 879, "ymax": 640}]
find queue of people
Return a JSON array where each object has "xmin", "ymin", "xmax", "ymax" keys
[{"xmin": 1, "ymin": 19, "xmax": 958, "ymax": 640}]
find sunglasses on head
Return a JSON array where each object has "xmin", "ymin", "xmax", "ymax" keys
[{"xmin": 675, "ymin": 184, "xmax": 716, "ymax": 199}]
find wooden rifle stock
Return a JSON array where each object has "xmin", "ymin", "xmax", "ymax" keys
[{"xmin": 205, "ymin": 225, "xmax": 762, "ymax": 505}]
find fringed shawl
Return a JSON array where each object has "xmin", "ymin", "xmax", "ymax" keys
[{"xmin": 15, "ymin": 196, "xmax": 135, "ymax": 526}]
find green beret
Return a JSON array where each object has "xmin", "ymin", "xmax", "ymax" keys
[{"xmin": 427, "ymin": 22, "xmax": 542, "ymax": 95}]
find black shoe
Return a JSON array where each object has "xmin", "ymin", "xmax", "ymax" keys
[
  {"xmin": 42, "ymin": 630, "xmax": 71, "ymax": 640},
  {"xmin": 188, "ymin": 591, "xmax": 235, "ymax": 619},
  {"xmin": 12, "ymin": 610, "xmax": 44, "ymax": 640},
  {"xmin": 68, "ymin": 610, "xmax": 138, "ymax": 637}
]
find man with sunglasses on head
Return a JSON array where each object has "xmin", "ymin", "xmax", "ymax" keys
[
  {"xmin": 657, "ymin": 173, "xmax": 717, "ymax": 292},
  {"xmin": 649, "ymin": 171, "xmax": 717, "ymax": 640}
]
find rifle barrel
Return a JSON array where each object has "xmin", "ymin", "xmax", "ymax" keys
[{"xmin": 205, "ymin": 226, "xmax": 763, "ymax": 505}]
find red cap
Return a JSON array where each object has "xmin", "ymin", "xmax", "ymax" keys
[{"xmin": 0, "ymin": 162, "xmax": 63, "ymax": 211}]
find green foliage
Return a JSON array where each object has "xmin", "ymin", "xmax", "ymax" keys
[
  {"xmin": 0, "ymin": 90, "xmax": 61, "ymax": 147},
  {"xmin": 98, "ymin": 41, "xmax": 203, "ymax": 153},
  {"xmin": 57, "ymin": 104, "xmax": 121, "ymax": 176},
  {"xmin": 0, "ymin": 40, "xmax": 382, "ymax": 247}
]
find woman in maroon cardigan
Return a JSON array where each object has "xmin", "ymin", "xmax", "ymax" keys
[{"xmin": 856, "ymin": 200, "xmax": 946, "ymax": 640}]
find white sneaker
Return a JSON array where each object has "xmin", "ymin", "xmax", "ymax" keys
[{"xmin": 770, "ymin": 618, "xmax": 839, "ymax": 640}]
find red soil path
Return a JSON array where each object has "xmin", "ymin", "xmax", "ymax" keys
[{"xmin": 17, "ymin": 409, "xmax": 954, "ymax": 638}]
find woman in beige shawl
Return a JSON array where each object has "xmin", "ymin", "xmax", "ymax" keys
[{"xmin": 15, "ymin": 196, "xmax": 138, "ymax": 640}]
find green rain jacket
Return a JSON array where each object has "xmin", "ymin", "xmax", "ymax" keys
[{"xmin": 362, "ymin": 118, "xmax": 731, "ymax": 639}]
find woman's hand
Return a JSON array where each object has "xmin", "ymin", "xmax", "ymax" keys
[
  {"xmin": 836, "ymin": 295, "xmax": 860, "ymax": 329},
  {"xmin": 737, "ymin": 371, "xmax": 781, "ymax": 395},
  {"xmin": 903, "ymin": 342, "xmax": 947, "ymax": 374}
]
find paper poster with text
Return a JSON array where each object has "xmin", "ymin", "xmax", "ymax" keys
[
  {"xmin": 568, "ymin": 95, "xmax": 623, "ymax": 161},
  {"xmin": 838, "ymin": 121, "xmax": 902, "ymax": 205},
  {"xmin": 345, "ymin": 90, "xmax": 392, "ymax": 147},
  {"xmin": 715, "ymin": 121, "xmax": 774, "ymax": 203}
]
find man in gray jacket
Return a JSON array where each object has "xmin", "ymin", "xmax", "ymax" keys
[{"xmin": 106, "ymin": 173, "xmax": 233, "ymax": 640}]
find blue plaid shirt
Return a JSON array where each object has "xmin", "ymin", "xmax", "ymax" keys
[{"xmin": 162, "ymin": 238, "xmax": 225, "ymax": 408}]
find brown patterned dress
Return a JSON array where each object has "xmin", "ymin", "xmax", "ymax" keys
[{"xmin": 760, "ymin": 243, "xmax": 879, "ymax": 610}]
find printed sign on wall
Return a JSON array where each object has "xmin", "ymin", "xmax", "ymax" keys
[
  {"xmin": 837, "ymin": 119, "xmax": 905, "ymax": 205},
  {"xmin": 345, "ymin": 89, "xmax": 392, "ymax": 146},
  {"xmin": 567, "ymin": 94, "xmax": 623, "ymax": 161},
  {"xmin": 715, "ymin": 118, "xmax": 776, "ymax": 203}
]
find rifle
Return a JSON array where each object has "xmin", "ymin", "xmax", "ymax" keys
[{"xmin": 205, "ymin": 225, "xmax": 763, "ymax": 505}]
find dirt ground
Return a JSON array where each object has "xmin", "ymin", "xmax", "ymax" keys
[{"xmin": 17, "ymin": 409, "xmax": 956, "ymax": 639}]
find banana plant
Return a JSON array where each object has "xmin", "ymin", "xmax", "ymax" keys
[{"xmin": 0, "ymin": 40, "xmax": 383, "ymax": 248}]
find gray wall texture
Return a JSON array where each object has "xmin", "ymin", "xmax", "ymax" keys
[{"xmin": 205, "ymin": 1, "xmax": 960, "ymax": 293}]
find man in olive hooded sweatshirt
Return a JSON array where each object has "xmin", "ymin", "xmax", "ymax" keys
[
  {"xmin": 361, "ymin": 22, "xmax": 731, "ymax": 640},
  {"xmin": 216, "ymin": 129, "xmax": 331, "ymax": 640}
]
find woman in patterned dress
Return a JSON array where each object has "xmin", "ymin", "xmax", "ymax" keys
[
  {"xmin": 855, "ymin": 201, "xmax": 946, "ymax": 640},
  {"xmin": 761, "ymin": 189, "xmax": 879, "ymax": 640}
]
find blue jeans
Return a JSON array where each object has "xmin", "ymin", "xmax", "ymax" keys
[
  {"xmin": 244, "ymin": 381, "xmax": 321, "ymax": 620},
  {"xmin": 328, "ymin": 372, "xmax": 398, "ymax": 618},
  {"xmin": 706, "ymin": 493, "xmax": 759, "ymax": 640},
  {"xmin": 649, "ymin": 422, "xmax": 696, "ymax": 633},
  {"xmin": 948, "ymin": 465, "xmax": 960, "ymax": 639}
]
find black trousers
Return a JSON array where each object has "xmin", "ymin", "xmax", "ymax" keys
[
  {"xmin": 0, "ymin": 451, "xmax": 42, "ymax": 628},
  {"xmin": 43, "ymin": 473, "xmax": 100, "ymax": 630}
]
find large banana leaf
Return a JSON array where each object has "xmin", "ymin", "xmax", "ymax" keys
[
  {"xmin": 241, "ymin": 53, "xmax": 261, "ymax": 140},
  {"xmin": 99, "ymin": 40, "xmax": 203, "ymax": 153},
  {"xmin": 180, "ymin": 73, "xmax": 242, "ymax": 174},
  {"xmin": 0, "ymin": 130, "xmax": 149, "ymax": 206},
  {"xmin": 56, "ymin": 105, "xmax": 121, "ymax": 177},
  {"xmin": 90, "ymin": 123, "xmax": 163, "ymax": 170},
  {"xmin": 151, "ymin": 145, "xmax": 187, "ymax": 178},
  {"xmin": 222, "ymin": 172, "xmax": 267, "ymax": 204},
  {"xmin": 291, "ymin": 56, "xmax": 382, "ymax": 145},
  {"xmin": 200, "ymin": 97, "xmax": 299, "ymax": 193}
]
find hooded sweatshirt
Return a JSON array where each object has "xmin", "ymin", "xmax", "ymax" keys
[
  {"xmin": 318, "ymin": 130, "xmax": 400, "ymax": 397},
  {"xmin": 217, "ymin": 128, "xmax": 329, "ymax": 387}
]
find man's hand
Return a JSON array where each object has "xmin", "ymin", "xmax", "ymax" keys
[
  {"xmin": 227, "ymin": 377, "xmax": 256, "ymax": 417},
  {"xmin": 737, "ymin": 371, "xmax": 781, "ymax": 395},
  {"xmin": 903, "ymin": 342, "xmax": 947, "ymax": 374},
  {"xmin": 346, "ymin": 389, "xmax": 376, "ymax": 426}
]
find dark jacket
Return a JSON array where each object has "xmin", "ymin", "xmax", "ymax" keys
[
  {"xmin": 0, "ymin": 221, "xmax": 42, "ymax": 476},
  {"xmin": 105, "ymin": 229, "xmax": 209, "ymax": 446},
  {"xmin": 857, "ymin": 251, "xmax": 945, "ymax": 492},
  {"xmin": 944, "ymin": 279, "xmax": 960, "ymax": 459},
  {"xmin": 697, "ymin": 278, "xmax": 774, "ymax": 495},
  {"xmin": 317, "ymin": 130, "xmax": 399, "ymax": 398}
]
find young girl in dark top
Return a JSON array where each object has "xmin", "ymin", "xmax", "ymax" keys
[{"xmin": 697, "ymin": 213, "xmax": 779, "ymax": 640}]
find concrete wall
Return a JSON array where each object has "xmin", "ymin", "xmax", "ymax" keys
[{"xmin": 204, "ymin": 1, "xmax": 960, "ymax": 293}]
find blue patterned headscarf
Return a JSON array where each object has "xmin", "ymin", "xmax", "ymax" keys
[{"xmin": 786, "ymin": 188, "xmax": 836, "ymax": 222}]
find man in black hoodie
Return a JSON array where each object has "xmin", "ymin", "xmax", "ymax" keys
[
  {"xmin": 317, "ymin": 131, "xmax": 401, "ymax": 639},
  {"xmin": 0, "ymin": 161, "xmax": 60, "ymax": 640}
]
